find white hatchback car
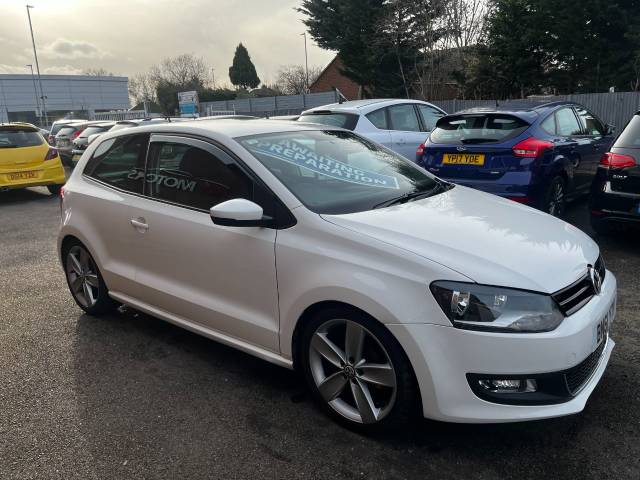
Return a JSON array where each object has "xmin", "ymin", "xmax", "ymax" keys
[
  {"xmin": 58, "ymin": 119, "xmax": 616, "ymax": 431},
  {"xmin": 299, "ymin": 99, "xmax": 446, "ymax": 160}
]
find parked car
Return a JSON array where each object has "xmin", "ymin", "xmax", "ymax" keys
[
  {"xmin": 590, "ymin": 110, "xmax": 640, "ymax": 233},
  {"xmin": 70, "ymin": 122, "xmax": 116, "ymax": 164},
  {"xmin": 55, "ymin": 121, "xmax": 98, "ymax": 165},
  {"xmin": 0, "ymin": 122, "xmax": 65, "ymax": 194},
  {"xmin": 416, "ymin": 101, "xmax": 615, "ymax": 216},
  {"xmin": 59, "ymin": 119, "xmax": 615, "ymax": 431},
  {"xmin": 299, "ymin": 99, "xmax": 446, "ymax": 160},
  {"xmin": 48, "ymin": 119, "xmax": 85, "ymax": 145}
]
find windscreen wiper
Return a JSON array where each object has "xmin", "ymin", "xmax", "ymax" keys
[{"xmin": 373, "ymin": 182, "xmax": 449, "ymax": 209}]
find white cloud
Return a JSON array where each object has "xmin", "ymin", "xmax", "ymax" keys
[{"xmin": 41, "ymin": 39, "xmax": 111, "ymax": 60}]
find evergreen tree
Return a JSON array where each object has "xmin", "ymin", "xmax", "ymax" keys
[{"xmin": 229, "ymin": 43, "xmax": 261, "ymax": 89}]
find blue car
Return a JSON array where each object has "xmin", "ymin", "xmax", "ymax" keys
[{"xmin": 416, "ymin": 101, "xmax": 615, "ymax": 216}]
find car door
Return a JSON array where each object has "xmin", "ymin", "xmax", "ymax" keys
[
  {"xmin": 362, "ymin": 108, "xmax": 393, "ymax": 149},
  {"xmin": 553, "ymin": 107, "xmax": 588, "ymax": 192},
  {"xmin": 127, "ymin": 134, "xmax": 280, "ymax": 352},
  {"xmin": 573, "ymin": 106, "xmax": 613, "ymax": 189},
  {"xmin": 416, "ymin": 104, "xmax": 446, "ymax": 133},
  {"xmin": 80, "ymin": 133, "xmax": 150, "ymax": 297},
  {"xmin": 387, "ymin": 103, "xmax": 426, "ymax": 160}
]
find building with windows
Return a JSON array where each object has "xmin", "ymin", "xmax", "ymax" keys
[{"xmin": 0, "ymin": 74, "xmax": 129, "ymax": 127}]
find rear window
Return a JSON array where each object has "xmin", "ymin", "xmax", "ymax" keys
[
  {"xmin": 430, "ymin": 114, "xmax": 529, "ymax": 144},
  {"xmin": 57, "ymin": 126, "xmax": 80, "ymax": 137},
  {"xmin": 298, "ymin": 112, "xmax": 359, "ymax": 130},
  {"xmin": 0, "ymin": 129, "xmax": 44, "ymax": 148},
  {"xmin": 81, "ymin": 126, "xmax": 110, "ymax": 137},
  {"xmin": 614, "ymin": 115, "xmax": 640, "ymax": 148}
]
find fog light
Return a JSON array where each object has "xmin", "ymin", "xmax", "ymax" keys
[{"xmin": 478, "ymin": 379, "xmax": 537, "ymax": 393}]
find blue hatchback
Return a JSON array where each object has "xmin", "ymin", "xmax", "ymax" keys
[{"xmin": 416, "ymin": 101, "xmax": 615, "ymax": 216}]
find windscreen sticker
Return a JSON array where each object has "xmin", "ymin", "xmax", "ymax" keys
[{"xmin": 245, "ymin": 139, "xmax": 400, "ymax": 189}]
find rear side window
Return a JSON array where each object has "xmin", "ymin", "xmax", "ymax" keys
[
  {"xmin": 84, "ymin": 134, "xmax": 149, "ymax": 194},
  {"xmin": 366, "ymin": 108, "xmax": 388, "ymax": 129},
  {"xmin": 555, "ymin": 108, "xmax": 582, "ymax": 136},
  {"xmin": 574, "ymin": 107, "xmax": 605, "ymax": 136},
  {"xmin": 417, "ymin": 104, "xmax": 445, "ymax": 131},
  {"xmin": 613, "ymin": 115, "xmax": 640, "ymax": 148},
  {"xmin": 299, "ymin": 112, "xmax": 359, "ymax": 130},
  {"xmin": 430, "ymin": 114, "xmax": 529, "ymax": 144},
  {"xmin": 388, "ymin": 104, "xmax": 421, "ymax": 132},
  {"xmin": 0, "ymin": 129, "xmax": 43, "ymax": 147},
  {"xmin": 146, "ymin": 141, "xmax": 253, "ymax": 211}
]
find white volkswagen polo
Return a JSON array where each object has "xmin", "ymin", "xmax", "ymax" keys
[{"xmin": 58, "ymin": 119, "xmax": 616, "ymax": 431}]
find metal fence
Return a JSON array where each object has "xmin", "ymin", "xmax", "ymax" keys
[
  {"xmin": 93, "ymin": 110, "xmax": 163, "ymax": 121},
  {"xmin": 201, "ymin": 91, "xmax": 340, "ymax": 117},
  {"xmin": 432, "ymin": 92, "xmax": 640, "ymax": 131}
]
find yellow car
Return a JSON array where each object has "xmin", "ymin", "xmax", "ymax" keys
[{"xmin": 0, "ymin": 122, "xmax": 66, "ymax": 194}]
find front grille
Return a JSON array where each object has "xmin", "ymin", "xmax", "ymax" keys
[
  {"xmin": 564, "ymin": 339, "xmax": 606, "ymax": 395},
  {"xmin": 552, "ymin": 255, "xmax": 606, "ymax": 316}
]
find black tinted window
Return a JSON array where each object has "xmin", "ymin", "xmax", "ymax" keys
[
  {"xmin": 388, "ymin": 104, "xmax": 421, "ymax": 132},
  {"xmin": 85, "ymin": 134, "xmax": 148, "ymax": 194},
  {"xmin": 0, "ymin": 129, "xmax": 43, "ymax": 147},
  {"xmin": 614, "ymin": 115, "xmax": 640, "ymax": 148},
  {"xmin": 366, "ymin": 109, "xmax": 388, "ymax": 129},
  {"xmin": 146, "ymin": 141, "xmax": 253, "ymax": 211},
  {"xmin": 575, "ymin": 107, "xmax": 605, "ymax": 136},
  {"xmin": 417, "ymin": 104, "xmax": 445, "ymax": 131},
  {"xmin": 430, "ymin": 114, "xmax": 529, "ymax": 144},
  {"xmin": 555, "ymin": 108, "xmax": 582, "ymax": 136}
]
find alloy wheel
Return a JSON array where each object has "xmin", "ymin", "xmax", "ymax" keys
[
  {"xmin": 308, "ymin": 319, "xmax": 397, "ymax": 424},
  {"xmin": 548, "ymin": 180, "xmax": 565, "ymax": 216},
  {"xmin": 66, "ymin": 245, "xmax": 100, "ymax": 308}
]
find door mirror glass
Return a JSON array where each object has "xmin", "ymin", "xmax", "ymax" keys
[
  {"xmin": 210, "ymin": 198, "xmax": 266, "ymax": 227},
  {"xmin": 606, "ymin": 124, "xmax": 616, "ymax": 135}
]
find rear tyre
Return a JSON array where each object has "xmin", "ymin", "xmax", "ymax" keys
[
  {"xmin": 299, "ymin": 307, "xmax": 420, "ymax": 433},
  {"xmin": 543, "ymin": 176, "xmax": 566, "ymax": 217},
  {"xmin": 62, "ymin": 241, "xmax": 118, "ymax": 315},
  {"xmin": 47, "ymin": 184, "xmax": 62, "ymax": 195},
  {"xmin": 590, "ymin": 215, "xmax": 612, "ymax": 236}
]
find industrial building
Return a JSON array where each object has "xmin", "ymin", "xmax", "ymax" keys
[{"xmin": 0, "ymin": 74, "xmax": 129, "ymax": 127}]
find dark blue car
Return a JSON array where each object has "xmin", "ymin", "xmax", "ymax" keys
[{"xmin": 416, "ymin": 101, "xmax": 615, "ymax": 216}]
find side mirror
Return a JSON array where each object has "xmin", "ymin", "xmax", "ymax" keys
[
  {"xmin": 606, "ymin": 124, "xmax": 616, "ymax": 135},
  {"xmin": 210, "ymin": 198, "xmax": 271, "ymax": 227}
]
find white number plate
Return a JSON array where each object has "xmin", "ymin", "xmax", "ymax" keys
[{"xmin": 594, "ymin": 300, "xmax": 615, "ymax": 350}]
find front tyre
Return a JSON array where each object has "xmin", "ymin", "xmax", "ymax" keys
[
  {"xmin": 300, "ymin": 308, "xmax": 419, "ymax": 432},
  {"xmin": 63, "ymin": 242, "xmax": 118, "ymax": 315}
]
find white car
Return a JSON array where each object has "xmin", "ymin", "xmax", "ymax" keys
[
  {"xmin": 299, "ymin": 99, "xmax": 446, "ymax": 160},
  {"xmin": 58, "ymin": 119, "xmax": 615, "ymax": 431}
]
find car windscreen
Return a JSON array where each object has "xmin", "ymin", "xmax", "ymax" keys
[
  {"xmin": 298, "ymin": 112, "xmax": 359, "ymax": 130},
  {"xmin": 614, "ymin": 115, "xmax": 640, "ymax": 148},
  {"xmin": 237, "ymin": 130, "xmax": 444, "ymax": 215},
  {"xmin": 0, "ymin": 129, "xmax": 44, "ymax": 148},
  {"xmin": 80, "ymin": 126, "xmax": 110, "ymax": 137},
  {"xmin": 430, "ymin": 114, "xmax": 529, "ymax": 144},
  {"xmin": 57, "ymin": 126, "xmax": 79, "ymax": 137}
]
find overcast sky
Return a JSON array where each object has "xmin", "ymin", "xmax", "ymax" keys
[{"xmin": 0, "ymin": 0, "xmax": 334, "ymax": 85}]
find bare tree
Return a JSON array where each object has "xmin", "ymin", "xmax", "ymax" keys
[
  {"xmin": 83, "ymin": 68, "xmax": 114, "ymax": 76},
  {"xmin": 129, "ymin": 72, "xmax": 157, "ymax": 104},
  {"xmin": 275, "ymin": 65, "xmax": 323, "ymax": 95},
  {"xmin": 149, "ymin": 54, "xmax": 212, "ymax": 89}
]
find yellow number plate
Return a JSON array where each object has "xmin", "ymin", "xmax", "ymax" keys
[
  {"xmin": 8, "ymin": 171, "xmax": 37, "ymax": 181},
  {"xmin": 442, "ymin": 153, "xmax": 485, "ymax": 165}
]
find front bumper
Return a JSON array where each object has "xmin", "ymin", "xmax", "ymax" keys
[
  {"xmin": 388, "ymin": 271, "xmax": 617, "ymax": 423},
  {"xmin": 0, "ymin": 160, "xmax": 66, "ymax": 189}
]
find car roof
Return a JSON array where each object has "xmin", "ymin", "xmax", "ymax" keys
[
  {"xmin": 456, "ymin": 100, "xmax": 580, "ymax": 115},
  {"xmin": 302, "ymin": 98, "xmax": 441, "ymax": 115},
  {"xmin": 108, "ymin": 118, "xmax": 341, "ymax": 140}
]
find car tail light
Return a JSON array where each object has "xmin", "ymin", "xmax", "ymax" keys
[
  {"xmin": 70, "ymin": 129, "xmax": 84, "ymax": 140},
  {"xmin": 416, "ymin": 142, "xmax": 425, "ymax": 157},
  {"xmin": 507, "ymin": 196, "xmax": 530, "ymax": 204},
  {"xmin": 512, "ymin": 137, "xmax": 553, "ymax": 157},
  {"xmin": 600, "ymin": 152, "xmax": 636, "ymax": 168},
  {"xmin": 48, "ymin": 134, "xmax": 55, "ymax": 145},
  {"xmin": 44, "ymin": 147, "xmax": 58, "ymax": 161},
  {"xmin": 60, "ymin": 185, "xmax": 65, "ymax": 199}
]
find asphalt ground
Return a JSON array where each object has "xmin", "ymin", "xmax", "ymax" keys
[{"xmin": 1, "ymin": 186, "xmax": 639, "ymax": 480}]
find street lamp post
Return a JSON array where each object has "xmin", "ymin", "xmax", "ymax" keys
[
  {"xmin": 301, "ymin": 32, "xmax": 309, "ymax": 93},
  {"xmin": 26, "ymin": 5, "xmax": 48, "ymax": 127},
  {"xmin": 26, "ymin": 64, "xmax": 41, "ymax": 125}
]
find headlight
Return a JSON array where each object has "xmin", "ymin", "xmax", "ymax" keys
[{"xmin": 430, "ymin": 281, "xmax": 564, "ymax": 333}]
